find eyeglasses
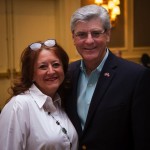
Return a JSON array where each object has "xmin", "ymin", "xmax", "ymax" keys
[
  {"xmin": 30, "ymin": 39, "xmax": 56, "ymax": 51},
  {"xmin": 74, "ymin": 30, "xmax": 106, "ymax": 39}
]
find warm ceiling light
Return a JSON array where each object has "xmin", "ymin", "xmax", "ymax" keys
[
  {"xmin": 95, "ymin": 0, "xmax": 103, "ymax": 5},
  {"xmin": 94, "ymin": 0, "xmax": 121, "ymax": 27}
]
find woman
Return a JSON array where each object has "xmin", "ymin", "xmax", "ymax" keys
[{"xmin": 0, "ymin": 39, "xmax": 78, "ymax": 150}]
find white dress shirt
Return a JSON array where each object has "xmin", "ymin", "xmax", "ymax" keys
[{"xmin": 0, "ymin": 84, "xmax": 78, "ymax": 150}]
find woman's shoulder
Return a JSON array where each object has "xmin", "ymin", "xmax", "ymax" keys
[
  {"xmin": 3, "ymin": 92, "xmax": 32, "ymax": 112},
  {"xmin": 12, "ymin": 91, "xmax": 31, "ymax": 102}
]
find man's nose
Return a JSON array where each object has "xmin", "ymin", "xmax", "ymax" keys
[{"xmin": 85, "ymin": 33, "xmax": 94, "ymax": 43}]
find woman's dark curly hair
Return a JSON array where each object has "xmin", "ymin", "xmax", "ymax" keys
[{"xmin": 9, "ymin": 40, "xmax": 69, "ymax": 98}]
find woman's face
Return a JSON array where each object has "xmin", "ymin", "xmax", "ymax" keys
[{"xmin": 33, "ymin": 49, "xmax": 64, "ymax": 98}]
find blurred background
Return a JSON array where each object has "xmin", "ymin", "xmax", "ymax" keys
[{"xmin": 0, "ymin": 0, "xmax": 150, "ymax": 110}]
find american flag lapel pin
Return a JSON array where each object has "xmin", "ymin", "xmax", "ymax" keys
[{"xmin": 104, "ymin": 72, "xmax": 110, "ymax": 77}]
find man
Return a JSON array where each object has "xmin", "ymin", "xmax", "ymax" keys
[{"xmin": 65, "ymin": 4, "xmax": 150, "ymax": 150}]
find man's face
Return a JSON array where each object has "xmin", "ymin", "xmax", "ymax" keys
[{"xmin": 72, "ymin": 17, "xmax": 110, "ymax": 63}]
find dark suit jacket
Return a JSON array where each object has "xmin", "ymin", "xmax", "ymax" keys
[{"xmin": 65, "ymin": 51, "xmax": 150, "ymax": 150}]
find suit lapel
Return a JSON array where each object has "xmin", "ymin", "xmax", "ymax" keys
[
  {"xmin": 83, "ymin": 52, "xmax": 118, "ymax": 132},
  {"xmin": 67, "ymin": 61, "xmax": 83, "ymax": 136}
]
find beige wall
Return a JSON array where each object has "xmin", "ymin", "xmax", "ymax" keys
[{"xmin": 0, "ymin": 0, "xmax": 150, "ymax": 109}]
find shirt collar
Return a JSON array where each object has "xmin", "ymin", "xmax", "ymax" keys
[
  {"xmin": 80, "ymin": 48, "xmax": 109, "ymax": 73},
  {"xmin": 29, "ymin": 84, "xmax": 61, "ymax": 112}
]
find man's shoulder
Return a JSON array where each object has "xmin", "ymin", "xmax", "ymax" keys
[
  {"xmin": 68, "ymin": 60, "xmax": 81, "ymax": 70},
  {"xmin": 117, "ymin": 57, "xmax": 146, "ymax": 72},
  {"xmin": 69, "ymin": 60, "xmax": 81, "ymax": 66},
  {"xmin": 108, "ymin": 51, "xmax": 146, "ymax": 71}
]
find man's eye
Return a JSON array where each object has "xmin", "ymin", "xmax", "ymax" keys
[
  {"xmin": 92, "ymin": 30, "xmax": 105, "ymax": 37},
  {"xmin": 76, "ymin": 32, "xmax": 87, "ymax": 38},
  {"xmin": 52, "ymin": 63, "xmax": 61, "ymax": 68},
  {"xmin": 92, "ymin": 31, "xmax": 101, "ymax": 37}
]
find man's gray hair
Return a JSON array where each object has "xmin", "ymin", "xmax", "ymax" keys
[{"xmin": 70, "ymin": 4, "xmax": 112, "ymax": 32}]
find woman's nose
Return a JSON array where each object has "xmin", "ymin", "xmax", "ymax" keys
[{"xmin": 47, "ymin": 65, "xmax": 55, "ymax": 74}]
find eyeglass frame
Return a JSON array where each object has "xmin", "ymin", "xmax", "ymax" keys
[
  {"xmin": 29, "ymin": 39, "xmax": 56, "ymax": 51},
  {"xmin": 74, "ymin": 29, "xmax": 106, "ymax": 40}
]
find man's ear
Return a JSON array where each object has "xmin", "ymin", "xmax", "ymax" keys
[
  {"xmin": 106, "ymin": 29, "xmax": 111, "ymax": 42},
  {"xmin": 72, "ymin": 31, "xmax": 76, "ymax": 45},
  {"xmin": 72, "ymin": 31, "xmax": 75, "ymax": 39}
]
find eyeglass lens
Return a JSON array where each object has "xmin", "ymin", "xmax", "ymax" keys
[{"xmin": 30, "ymin": 39, "xmax": 56, "ymax": 51}]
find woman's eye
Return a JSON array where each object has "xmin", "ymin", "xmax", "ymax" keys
[
  {"xmin": 52, "ymin": 63, "xmax": 60, "ymax": 68},
  {"xmin": 38, "ymin": 65, "xmax": 48, "ymax": 70}
]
